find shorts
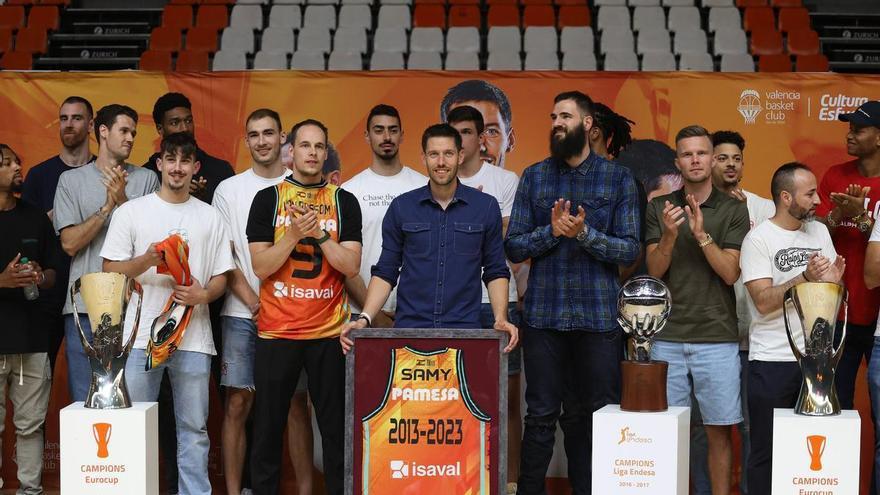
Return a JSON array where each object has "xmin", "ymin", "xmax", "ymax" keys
[
  {"xmin": 479, "ymin": 302, "xmax": 522, "ymax": 375},
  {"xmin": 651, "ymin": 340, "xmax": 742, "ymax": 426},
  {"xmin": 221, "ymin": 316, "xmax": 306, "ymax": 392}
]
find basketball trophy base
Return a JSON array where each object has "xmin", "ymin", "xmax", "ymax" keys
[{"xmin": 620, "ymin": 360, "xmax": 668, "ymax": 412}]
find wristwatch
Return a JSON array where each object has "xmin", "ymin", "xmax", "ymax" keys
[
  {"xmin": 576, "ymin": 225, "xmax": 589, "ymax": 243},
  {"xmin": 698, "ymin": 234, "xmax": 714, "ymax": 248},
  {"xmin": 356, "ymin": 313, "xmax": 372, "ymax": 327},
  {"xmin": 853, "ymin": 210, "xmax": 874, "ymax": 233}
]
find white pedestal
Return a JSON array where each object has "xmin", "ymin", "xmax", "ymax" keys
[
  {"xmin": 592, "ymin": 405, "xmax": 690, "ymax": 495},
  {"xmin": 60, "ymin": 402, "xmax": 159, "ymax": 495},
  {"xmin": 771, "ymin": 408, "xmax": 860, "ymax": 495}
]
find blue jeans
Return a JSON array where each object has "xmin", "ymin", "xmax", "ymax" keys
[
  {"xmin": 63, "ymin": 314, "xmax": 93, "ymax": 402},
  {"xmin": 866, "ymin": 336, "xmax": 880, "ymax": 492},
  {"xmin": 126, "ymin": 349, "xmax": 212, "ymax": 495},
  {"xmin": 517, "ymin": 326, "xmax": 622, "ymax": 495}
]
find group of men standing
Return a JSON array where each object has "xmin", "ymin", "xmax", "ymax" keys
[{"xmin": 0, "ymin": 84, "xmax": 879, "ymax": 495}]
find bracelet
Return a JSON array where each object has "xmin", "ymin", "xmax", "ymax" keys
[
  {"xmin": 698, "ymin": 233, "xmax": 714, "ymax": 248},
  {"xmin": 316, "ymin": 230, "xmax": 331, "ymax": 244},
  {"xmin": 38, "ymin": 271, "xmax": 46, "ymax": 286},
  {"xmin": 95, "ymin": 207, "xmax": 110, "ymax": 221},
  {"xmin": 854, "ymin": 211, "xmax": 874, "ymax": 233},
  {"xmin": 357, "ymin": 313, "xmax": 372, "ymax": 327},
  {"xmin": 802, "ymin": 270, "xmax": 811, "ymax": 283}
]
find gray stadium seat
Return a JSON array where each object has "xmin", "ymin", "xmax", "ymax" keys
[
  {"xmin": 673, "ymin": 28, "xmax": 708, "ymax": 54},
  {"xmin": 253, "ymin": 51, "xmax": 289, "ymax": 69},
  {"xmin": 594, "ymin": 0, "xmax": 627, "ymax": 5},
  {"xmin": 524, "ymin": 26, "xmax": 558, "ymax": 54},
  {"xmin": 373, "ymin": 27, "xmax": 407, "ymax": 52},
  {"xmin": 261, "ymin": 27, "xmax": 296, "ymax": 54},
  {"xmin": 328, "ymin": 51, "xmax": 363, "ymax": 69},
  {"xmin": 230, "ymin": 5, "xmax": 264, "ymax": 31},
  {"xmin": 303, "ymin": 5, "xmax": 337, "ymax": 30},
  {"xmin": 333, "ymin": 26, "xmax": 368, "ymax": 53},
  {"xmin": 663, "ymin": 0, "xmax": 694, "ymax": 5},
  {"xmin": 377, "ymin": 5, "xmax": 412, "ymax": 30},
  {"xmin": 703, "ymin": 0, "xmax": 734, "ymax": 6},
  {"xmin": 212, "ymin": 50, "xmax": 247, "ymax": 71},
  {"xmin": 637, "ymin": 28, "xmax": 671, "ymax": 54},
  {"xmin": 713, "ymin": 27, "xmax": 748, "ymax": 55},
  {"xmin": 562, "ymin": 51, "xmax": 598, "ymax": 70},
  {"xmin": 297, "ymin": 26, "xmax": 332, "ymax": 53},
  {"xmin": 600, "ymin": 29, "xmax": 635, "ymax": 54},
  {"xmin": 604, "ymin": 51, "xmax": 639, "ymax": 70},
  {"xmin": 445, "ymin": 51, "xmax": 480, "ymax": 69},
  {"xmin": 370, "ymin": 51, "xmax": 405, "ymax": 69},
  {"xmin": 291, "ymin": 50, "xmax": 326, "ymax": 69},
  {"xmin": 487, "ymin": 51, "xmax": 522, "ymax": 70},
  {"xmin": 488, "ymin": 26, "xmax": 522, "ymax": 53},
  {"xmin": 269, "ymin": 5, "xmax": 302, "ymax": 29},
  {"xmin": 668, "ymin": 6, "xmax": 700, "ymax": 32},
  {"xmin": 641, "ymin": 51, "xmax": 676, "ymax": 70},
  {"xmin": 720, "ymin": 53, "xmax": 755, "ymax": 71},
  {"xmin": 597, "ymin": 6, "xmax": 631, "ymax": 32},
  {"xmin": 678, "ymin": 52, "xmax": 714, "ymax": 70},
  {"xmin": 524, "ymin": 51, "xmax": 559, "ymax": 70},
  {"xmin": 708, "ymin": 7, "xmax": 741, "ymax": 33},
  {"xmin": 446, "ymin": 27, "xmax": 480, "ymax": 53},
  {"xmin": 407, "ymin": 51, "xmax": 442, "ymax": 69},
  {"xmin": 633, "ymin": 7, "xmax": 665, "ymax": 32},
  {"xmin": 221, "ymin": 27, "xmax": 255, "ymax": 54},
  {"xmin": 338, "ymin": 5, "xmax": 373, "ymax": 31},
  {"xmin": 410, "ymin": 27, "xmax": 444, "ymax": 53},
  {"xmin": 560, "ymin": 26, "xmax": 594, "ymax": 54},
  {"xmin": 630, "ymin": 0, "xmax": 661, "ymax": 5}
]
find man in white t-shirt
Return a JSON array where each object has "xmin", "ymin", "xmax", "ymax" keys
[
  {"xmin": 861, "ymin": 184, "xmax": 880, "ymax": 489},
  {"xmin": 342, "ymin": 104, "xmax": 426, "ymax": 328},
  {"xmin": 101, "ymin": 133, "xmax": 234, "ymax": 495},
  {"xmin": 740, "ymin": 162, "xmax": 844, "ymax": 495}
]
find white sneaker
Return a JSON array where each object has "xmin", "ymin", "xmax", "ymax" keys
[
  {"xmin": 241, "ymin": 489, "xmax": 253, "ymax": 495},
  {"xmin": 506, "ymin": 481, "xmax": 518, "ymax": 494}
]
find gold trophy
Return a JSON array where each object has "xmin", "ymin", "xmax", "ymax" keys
[
  {"xmin": 783, "ymin": 282, "xmax": 847, "ymax": 416},
  {"xmin": 70, "ymin": 272, "xmax": 143, "ymax": 409}
]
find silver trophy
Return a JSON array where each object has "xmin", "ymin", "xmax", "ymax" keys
[
  {"xmin": 617, "ymin": 276, "xmax": 672, "ymax": 361},
  {"xmin": 783, "ymin": 281, "xmax": 848, "ymax": 416},
  {"xmin": 70, "ymin": 272, "xmax": 143, "ymax": 409}
]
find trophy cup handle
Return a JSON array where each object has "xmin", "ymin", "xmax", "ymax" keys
[
  {"xmin": 831, "ymin": 291, "xmax": 849, "ymax": 366},
  {"xmin": 121, "ymin": 279, "xmax": 144, "ymax": 357},
  {"xmin": 783, "ymin": 288, "xmax": 805, "ymax": 365},
  {"xmin": 70, "ymin": 280, "xmax": 98, "ymax": 360}
]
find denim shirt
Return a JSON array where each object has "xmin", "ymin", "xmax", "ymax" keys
[
  {"xmin": 504, "ymin": 153, "xmax": 640, "ymax": 331},
  {"xmin": 372, "ymin": 182, "xmax": 510, "ymax": 329}
]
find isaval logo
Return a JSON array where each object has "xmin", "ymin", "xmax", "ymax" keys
[
  {"xmin": 389, "ymin": 460, "xmax": 461, "ymax": 478},
  {"xmin": 390, "ymin": 460, "xmax": 409, "ymax": 479},
  {"xmin": 738, "ymin": 90, "xmax": 762, "ymax": 124}
]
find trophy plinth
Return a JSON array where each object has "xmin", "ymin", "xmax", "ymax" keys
[
  {"xmin": 617, "ymin": 276, "xmax": 672, "ymax": 413},
  {"xmin": 71, "ymin": 272, "xmax": 143, "ymax": 409}
]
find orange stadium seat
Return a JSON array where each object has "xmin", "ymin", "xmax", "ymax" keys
[
  {"xmin": 758, "ymin": 53, "xmax": 791, "ymax": 71},
  {"xmin": 750, "ymin": 28, "xmax": 784, "ymax": 55},
  {"xmin": 796, "ymin": 53, "xmax": 828, "ymax": 71},
  {"xmin": 487, "ymin": 0, "xmax": 518, "ymax": 5},
  {"xmin": 448, "ymin": 6, "xmax": 481, "ymax": 27},
  {"xmin": 771, "ymin": 0, "xmax": 801, "ymax": 6},
  {"xmin": 523, "ymin": 5, "xmax": 554, "ymax": 27},
  {"xmin": 176, "ymin": 50, "xmax": 210, "ymax": 71},
  {"xmin": 0, "ymin": 50, "xmax": 32, "ymax": 69},
  {"xmin": 414, "ymin": 5, "xmax": 446, "ymax": 28},
  {"xmin": 185, "ymin": 25, "xmax": 218, "ymax": 52},
  {"xmin": 555, "ymin": 0, "xmax": 587, "ymax": 4},
  {"xmin": 522, "ymin": 0, "xmax": 553, "ymax": 5},
  {"xmin": 27, "ymin": 6, "xmax": 59, "ymax": 31},
  {"xmin": 736, "ymin": 0, "xmax": 767, "ymax": 6},
  {"xmin": 488, "ymin": 5, "xmax": 520, "ymax": 27},
  {"xmin": 139, "ymin": 50, "xmax": 173, "ymax": 70},
  {"xmin": 0, "ymin": 6, "xmax": 26, "ymax": 31},
  {"xmin": 0, "ymin": 28, "xmax": 12, "ymax": 54},
  {"xmin": 150, "ymin": 27, "xmax": 182, "ymax": 52},
  {"xmin": 4, "ymin": 0, "xmax": 35, "ymax": 5},
  {"xmin": 786, "ymin": 28, "xmax": 819, "ymax": 55},
  {"xmin": 415, "ymin": 0, "xmax": 447, "ymax": 5},
  {"xmin": 449, "ymin": 0, "xmax": 480, "ymax": 5},
  {"xmin": 163, "ymin": 5, "xmax": 194, "ymax": 30},
  {"xmin": 14, "ymin": 27, "xmax": 47, "ymax": 54},
  {"xmin": 557, "ymin": 5, "xmax": 591, "ymax": 26},
  {"xmin": 170, "ymin": 0, "xmax": 202, "ymax": 4},
  {"xmin": 201, "ymin": 0, "xmax": 235, "ymax": 4},
  {"xmin": 778, "ymin": 7, "xmax": 811, "ymax": 33},
  {"xmin": 196, "ymin": 5, "xmax": 229, "ymax": 31},
  {"xmin": 39, "ymin": 0, "xmax": 72, "ymax": 5},
  {"xmin": 743, "ymin": 7, "xmax": 774, "ymax": 32}
]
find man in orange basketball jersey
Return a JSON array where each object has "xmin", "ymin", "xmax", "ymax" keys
[{"xmin": 247, "ymin": 119, "xmax": 362, "ymax": 495}]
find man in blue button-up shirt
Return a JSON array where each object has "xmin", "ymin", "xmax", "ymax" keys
[
  {"xmin": 341, "ymin": 123, "xmax": 518, "ymax": 353},
  {"xmin": 505, "ymin": 91, "xmax": 640, "ymax": 495}
]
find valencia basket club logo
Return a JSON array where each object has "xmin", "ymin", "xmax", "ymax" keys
[
  {"xmin": 92, "ymin": 422, "xmax": 112, "ymax": 459},
  {"xmin": 738, "ymin": 89, "xmax": 762, "ymax": 124},
  {"xmin": 807, "ymin": 435, "xmax": 826, "ymax": 471}
]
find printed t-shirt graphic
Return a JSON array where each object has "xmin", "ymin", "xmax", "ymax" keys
[{"xmin": 362, "ymin": 346, "xmax": 490, "ymax": 494}]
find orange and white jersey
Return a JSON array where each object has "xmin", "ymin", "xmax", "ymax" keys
[{"xmin": 362, "ymin": 346, "xmax": 490, "ymax": 495}]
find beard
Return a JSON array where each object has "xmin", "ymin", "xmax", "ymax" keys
[
  {"xmin": 61, "ymin": 131, "xmax": 87, "ymax": 149},
  {"xmin": 375, "ymin": 142, "xmax": 398, "ymax": 160},
  {"xmin": 789, "ymin": 203, "xmax": 815, "ymax": 222},
  {"xmin": 550, "ymin": 124, "xmax": 587, "ymax": 162}
]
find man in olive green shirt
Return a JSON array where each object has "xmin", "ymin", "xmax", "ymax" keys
[{"xmin": 645, "ymin": 125, "xmax": 749, "ymax": 495}]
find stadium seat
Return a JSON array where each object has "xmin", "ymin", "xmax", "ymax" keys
[
  {"xmin": 713, "ymin": 27, "xmax": 747, "ymax": 54},
  {"xmin": 708, "ymin": 7, "xmax": 740, "ymax": 32},
  {"xmin": 488, "ymin": 26, "xmax": 521, "ymax": 52},
  {"xmin": 303, "ymin": 5, "xmax": 336, "ymax": 30},
  {"xmin": 524, "ymin": 26, "xmax": 557, "ymax": 53},
  {"xmin": 185, "ymin": 27, "xmax": 219, "ymax": 53},
  {"xmin": 253, "ymin": 50, "xmax": 289, "ymax": 69},
  {"xmin": 261, "ymin": 26, "xmax": 295, "ymax": 54},
  {"xmin": 334, "ymin": 26, "xmax": 367, "ymax": 53},
  {"xmin": 308, "ymin": 0, "xmax": 340, "ymax": 6},
  {"xmin": 796, "ymin": 53, "xmax": 828, "ymax": 71},
  {"xmin": 595, "ymin": 0, "xmax": 626, "ymax": 5},
  {"xmin": 0, "ymin": 28, "xmax": 12, "ymax": 54},
  {"xmin": 407, "ymin": 50, "xmax": 442, "ymax": 68},
  {"xmin": 786, "ymin": 28, "xmax": 819, "ymax": 55},
  {"xmin": 27, "ymin": 6, "xmax": 58, "ymax": 31},
  {"xmin": 771, "ymin": 0, "xmax": 801, "ymax": 6},
  {"xmin": 342, "ymin": 0, "xmax": 373, "ymax": 6},
  {"xmin": 446, "ymin": 26, "xmax": 480, "ymax": 52},
  {"xmin": 339, "ymin": 5, "xmax": 372, "ymax": 30},
  {"xmin": 604, "ymin": 50, "xmax": 639, "ymax": 70},
  {"xmin": 750, "ymin": 28, "xmax": 783, "ymax": 55},
  {"xmin": 562, "ymin": 51, "xmax": 597, "ymax": 70},
  {"xmin": 415, "ymin": 0, "xmax": 446, "ymax": 4},
  {"xmin": 169, "ymin": 0, "xmax": 200, "ymax": 4},
  {"xmin": 704, "ymin": 0, "xmax": 734, "ymax": 5},
  {"xmin": 777, "ymin": 7, "xmax": 810, "ymax": 33},
  {"xmin": 663, "ymin": 0, "xmax": 694, "ymax": 5},
  {"xmin": 150, "ymin": 27, "xmax": 182, "ymax": 52},
  {"xmin": 487, "ymin": 0, "xmax": 518, "ymax": 5},
  {"xmin": 176, "ymin": 50, "xmax": 210, "ymax": 71},
  {"xmin": 673, "ymin": 28, "xmax": 708, "ymax": 54},
  {"xmin": 736, "ymin": 0, "xmax": 767, "ymax": 6},
  {"xmin": 202, "ymin": 0, "xmax": 236, "ymax": 5},
  {"xmin": 196, "ymin": 5, "xmax": 230, "ymax": 31},
  {"xmin": 0, "ymin": 6, "xmax": 25, "ymax": 30},
  {"xmin": 220, "ymin": 27, "xmax": 255, "ymax": 53},
  {"xmin": 373, "ymin": 27, "xmax": 407, "ymax": 52},
  {"xmin": 449, "ymin": 0, "xmax": 479, "ymax": 5},
  {"xmin": 667, "ymin": 6, "xmax": 699, "ymax": 32},
  {"xmin": 378, "ymin": 5, "xmax": 412, "ymax": 30},
  {"xmin": 557, "ymin": 6, "xmax": 591, "ymax": 28},
  {"xmin": 637, "ymin": 28, "xmax": 671, "ymax": 53},
  {"xmin": 230, "ymin": 5, "xmax": 263, "ymax": 31},
  {"xmin": 630, "ymin": 0, "xmax": 661, "ymax": 5},
  {"xmin": 209, "ymin": 50, "xmax": 247, "ymax": 71},
  {"xmin": 370, "ymin": 50, "xmax": 405, "ymax": 69},
  {"xmin": 488, "ymin": 5, "xmax": 519, "ymax": 27},
  {"xmin": 641, "ymin": 51, "xmax": 676, "ymax": 70},
  {"xmin": 758, "ymin": 53, "xmax": 791, "ymax": 71},
  {"xmin": 448, "ymin": 6, "xmax": 480, "ymax": 28},
  {"xmin": 297, "ymin": 26, "xmax": 331, "ymax": 52},
  {"xmin": 0, "ymin": 50, "xmax": 30, "ymax": 69},
  {"xmin": 381, "ymin": 0, "xmax": 412, "ymax": 6},
  {"xmin": 38, "ymin": 0, "xmax": 72, "ymax": 5},
  {"xmin": 12, "ymin": 26, "xmax": 45, "ymax": 54},
  {"xmin": 560, "ymin": 26, "xmax": 594, "ymax": 53},
  {"xmin": 487, "ymin": 50, "xmax": 521, "ymax": 69},
  {"xmin": 268, "ymin": 5, "xmax": 302, "ymax": 29},
  {"xmin": 237, "ymin": 0, "xmax": 269, "ymax": 4},
  {"xmin": 522, "ymin": 0, "xmax": 552, "ymax": 5},
  {"xmin": 290, "ymin": 50, "xmax": 325, "ymax": 69},
  {"xmin": 633, "ymin": 7, "xmax": 665, "ymax": 32},
  {"xmin": 139, "ymin": 50, "xmax": 173, "ymax": 70},
  {"xmin": 328, "ymin": 50, "xmax": 362, "ymax": 69},
  {"xmin": 523, "ymin": 6, "xmax": 555, "ymax": 27},
  {"xmin": 524, "ymin": 51, "xmax": 559, "ymax": 70},
  {"xmin": 743, "ymin": 7, "xmax": 774, "ymax": 33},
  {"xmin": 600, "ymin": 29, "xmax": 635, "ymax": 54},
  {"xmin": 720, "ymin": 52, "xmax": 754, "ymax": 71},
  {"xmin": 445, "ymin": 51, "xmax": 479, "ymax": 69},
  {"xmin": 678, "ymin": 51, "xmax": 714, "ymax": 70},
  {"xmin": 410, "ymin": 27, "xmax": 444, "ymax": 52},
  {"xmin": 597, "ymin": 6, "xmax": 630, "ymax": 32},
  {"xmin": 275, "ymin": 0, "xmax": 305, "ymax": 3},
  {"xmin": 413, "ymin": 5, "xmax": 445, "ymax": 29}
]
